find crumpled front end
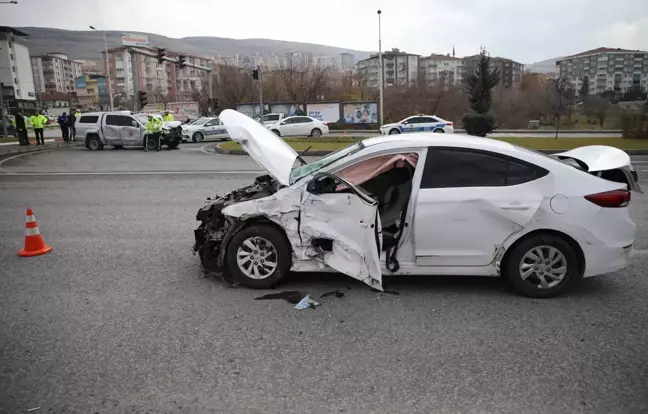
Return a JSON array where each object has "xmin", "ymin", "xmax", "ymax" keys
[{"xmin": 193, "ymin": 175, "xmax": 277, "ymax": 273}]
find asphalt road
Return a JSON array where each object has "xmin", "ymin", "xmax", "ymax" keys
[{"xmin": 1, "ymin": 148, "xmax": 647, "ymax": 413}]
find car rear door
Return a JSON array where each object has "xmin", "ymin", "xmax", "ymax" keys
[
  {"xmin": 413, "ymin": 147, "xmax": 549, "ymax": 267},
  {"xmin": 420, "ymin": 116, "xmax": 441, "ymax": 132},
  {"xmin": 279, "ymin": 118, "xmax": 297, "ymax": 136},
  {"xmin": 299, "ymin": 172, "xmax": 384, "ymax": 290},
  {"xmin": 103, "ymin": 115, "xmax": 123, "ymax": 146},
  {"xmin": 296, "ymin": 117, "xmax": 315, "ymax": 136}
]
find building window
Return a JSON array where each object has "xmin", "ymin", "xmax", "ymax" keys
[
  {"xmin": 10, "ymin": 53, "xmax": 14, "ymax": 60},
  {"xmin": 12, "ymin": 66, "xmax": 16, "ymax": 72}
]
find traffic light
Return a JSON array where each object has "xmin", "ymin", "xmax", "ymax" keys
[
  {"xmin": 251, "ymin": 69, "xmax": 259, "ymax": 80},
  {"xmin": 214, "ymin": 98, "xmax": 219, "ymax": 111},
  {"xmin": 177, "ymin": 55, "xmax": 186, "ymax": 69},
  {"xmin": 157, "ymin": 48, "xmax": 166, "ymax": 65},
  {"xmin": 139, "ymin": 91, "xmax": 147, "ymax": 107}
]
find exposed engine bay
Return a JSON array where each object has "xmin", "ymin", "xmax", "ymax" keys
[{"xmin": 193, "ymin": 174, "xmax": 278, "ymax": 273}]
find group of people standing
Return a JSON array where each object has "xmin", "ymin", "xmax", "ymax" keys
[{"xmin": 12, "ymin": 109, "xmax": 81, "ymax": 146}]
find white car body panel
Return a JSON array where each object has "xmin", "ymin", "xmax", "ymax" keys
[
  {"xmin": 380, "ymin": 115, "xmax": 454, "ymax": 135},
  {"xmin": 220, "ymin": 109, "xmax": 298, "ymax": 185},
  {"xmin": 213, "ymin": 112, "xmax": 637, "ymax": 290},
  {"xmin": 266, "ymin": 116, "xmax": 330, "ymax": 137}
]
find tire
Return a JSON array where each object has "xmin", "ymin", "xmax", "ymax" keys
[
  {"xmin": 192, "ymin": 132, "xmax": 204, "ymax": 143},
  {"xmin": 225, "ymin": 224, "xmax": 292, "ymax": 289},
  {"xmin": 311, "ymin": 128, "xmax": 322, "ymax": 138},
  {"xmin": 113, "ymin": 145, "xmax": 124, "ymax": 149},
  {"xmin": 389, "ymin": 129, "xmax": 400, "ymax": 135},
  {"xmin": 433, "ymin": 128, "xmax": 445, "ymax": 133},
  {"xmin": 145, "ymin": 137, "xmax": 158, "ymax": 151},
  {"xmin": 271, "ymin": 129, "xmax": 281, "ymax": 136},
  {"xmin": 503, "ymin": 234, "xmax": 582, "ymax": 298},
  {"xmin": 167, "ymin": 140, "xmax": 180, "ymax": 149},
  {"xmin": 87, "ymin": 135, "xmax": 104, "ymax": 151}
]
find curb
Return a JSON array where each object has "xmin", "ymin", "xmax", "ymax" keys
[
  {"xmin": 329, "ymin": 129, "xmax": 625, "ymax": 134},
  {"xmin": 211, "ymin": 143, "xmax": 648, "ymax": 157},
  {"xmin": 0, "ymin": 142, "xmax": 83, "ymax": 158}
]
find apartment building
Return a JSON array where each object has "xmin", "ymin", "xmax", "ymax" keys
[
  {"xmin": 419, "ymin": 54, "xmax": 463, "ymax": 87},
  {"xmin": 356, "ymin": 50, "xmax": 420, "ymax": 88},
  {"xmin": 462, "ymin": 55, "xmax": 524, "ymax": 88},
  {"xmin": 339, "ymin": 53, "xmax": 355, "ymax": 72},
  {"xmin": 31, "ymin": 53, "xmax": 82, "ymax": 94},
  {"xmin": 556, "ymin": 47, "xmax": 648, "ymax": 95},
  {"xmin": 73, "ymin": 73, "xmax": 108, "ymax": 110},
  {"xmin": 102, "ymin": 47, "xmax": 211, "ymax": 102},
  {"xmin": 0, "ymin": 26, "xmax": 37, "ymax": 115}
]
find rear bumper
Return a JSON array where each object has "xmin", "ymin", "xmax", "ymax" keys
[{"xmin": 583, "ymin": 244, "xmax": 633, "ymax": 277}]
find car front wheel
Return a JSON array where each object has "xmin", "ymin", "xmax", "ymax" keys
[
  {"xmin": 272, "ymin": 129, "xmax": 281, "ymax": 136},
  {"xmin": 192, "ymin": 132, "xmax": 204, "ymax": 143},
  {"xmin": 225, "ymin": 224, "xmax": 292, "ymax": 289},
  {"xmin": 504, "ymin": 234, "xmax": 582, "ymax": 298},
  {"xmin": 389, "ymin": 129, "xmax": 400, "ymax": 135}
]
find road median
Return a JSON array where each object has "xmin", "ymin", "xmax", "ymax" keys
[{"xmin": 214, "ymin": 137, "xmax": 648, "ymax": 156}]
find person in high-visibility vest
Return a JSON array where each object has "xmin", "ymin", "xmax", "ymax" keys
[
  {"xmin": 162, "ymin": 111, "xmax": 173, "ymax": 122},
  {"xmin": 29, "ymin": 111, "xmax": 48, "ymax": 145},
  {"xmin": 145, "ymin": 115, "xmax": 163, "ymax": 151}
]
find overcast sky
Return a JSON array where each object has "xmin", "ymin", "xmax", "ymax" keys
[{"xmin": 2, "ymin": 0, "xmax": 647, "ymax": 63}]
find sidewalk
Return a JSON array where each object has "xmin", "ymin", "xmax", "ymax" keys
[{"xmin": 0, "ymin": 138, "xmax": 81, "ymax": 157}]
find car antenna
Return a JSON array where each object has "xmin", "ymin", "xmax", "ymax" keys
[{"xmin": 296, "ymin": 146, "xmax": 312, "ymax": 165}]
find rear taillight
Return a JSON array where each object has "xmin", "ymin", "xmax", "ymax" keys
[
  {"xmin": 447, "ymin": 122, "xmax": 453, "ymax": 126},
  {"xmin": 585, "ymin": 190, "xmax": 630, "ymax": 208}
]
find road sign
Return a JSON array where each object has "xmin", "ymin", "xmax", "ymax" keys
[{"xmin": 121, "ymin": 34, "xmax": 149, "ymax": 47}]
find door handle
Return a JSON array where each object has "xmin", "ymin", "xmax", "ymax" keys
[{"xmin": 500, "ymin": 204, "xmax": 531, "ymax": 210}]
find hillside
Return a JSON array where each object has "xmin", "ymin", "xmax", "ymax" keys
[{"xmin": 17, "ymin": 27, "xmax": 371, "ymax": 61}]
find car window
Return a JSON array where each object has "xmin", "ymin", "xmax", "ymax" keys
[
  {"xmin": 421, "ymin": 147, "xmax": 548, "ymax": 188},
  {"xmin": 264, "ymin": 114, "xmax": 280, "ymax": 121},
  {"xmin": 282, "ymin": 118, "xmax": 295, "ymax": 124},
  {"xmin": 192, "ymin": 118, "xmax": 209, "ymax": 126},
  {"xmin": 105, "ymin": 115, "xmax": 121, "ymax": 126},
  {"xmin": 205, "ymin": 119, "xmax": 218, "ymax": 126},
  {"xmin": 421, "ymin": 116, "xmax": 439, "ymax": 123},
  {"xmin": 404, "ymin": 117, "xmax": 421, "ymax": 124},
  {"xmin": 79, "ymin": 115, "xmax": 99, "ymax": 124},
  {"xmin": 120, "ymin": 116, "xmax": 138, "ymax": 127},
  {"xmin": 295, "ymin": 117, "xmax": 312, "ymax": 123}
]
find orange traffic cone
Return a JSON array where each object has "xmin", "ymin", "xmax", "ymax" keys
[{"xmin": 18, "ymin": 208, "xmax": 52, "ymax": 257}]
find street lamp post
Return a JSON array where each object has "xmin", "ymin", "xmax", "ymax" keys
[
  {"xmin": 377, "ymin": 10, "xmax": 384, "ymax": 125},
  {"xmin": 90, "ymin": 25, "xmax": 114, "ymax": 111},
  {"xmin": 112, "ymin": 93, "xmax": 122, "ymax": 109}
]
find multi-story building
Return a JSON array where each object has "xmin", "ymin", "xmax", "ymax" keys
[
  {"xmin": 462, "ymin": 55, "xmax": 524, "ymax": 88},
  {"xmin": 315, "ymin": 56, "xmax": 338, "ymax": 70},
  {"xmin": 356, "ymin": 50, "xmax": 420, "ymax": 88},
  {"xmin": 556, "ymin": 47, "xmax": 648, "ymax": 95},
  {"xmin": 73, "ymin": 73, "xmax": 108, "ymax": 110},
  {"xmin": 339, "ymin": 53, "xmax": 355, "ymax": 72},
  {"xmin": 419, "ymin": 54, "xmax": 463, "ymax": 87},
  {"xmin": 0, "ymin": 26, "xmax": 37, "ymax": 115},
  {"xmin": 102, "ymin": 47, "xmax": 212, "ymax": 103},
  {"xmin": 31, "ymin": 53, "xmax": 82, "ymax": 94}
]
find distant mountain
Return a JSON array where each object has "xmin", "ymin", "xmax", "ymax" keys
[
  {"xmin": 18, "ymin": 27, "xmax": 372, "ymax": 61},
  {"xmin": 525, "ymin": 56, "xmax": 563, "ymax": 73}
]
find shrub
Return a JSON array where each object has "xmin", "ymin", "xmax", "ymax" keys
[{"xmin": 462, "ymin": 112, "xmax": 496, "ymax": 137}]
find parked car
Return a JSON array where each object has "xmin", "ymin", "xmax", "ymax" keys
[
  {"xmin": 77, "ymin": 111, "xmax": 182, "ymax": 150},
  {"xmin": 380, "ymin": 115, "xmax": 454, "ymax": 135},
  {"xmin": 194, "ymin": 110, "xmax": 640, "ymax": 298},
  {"xmin": 266, "ymin": 115, "xmax": 330, "ymax": 137},
  {"xmin": 262, "ymin": 113, "xmax": 288, "ymax": 126},
  {"xmin": 180, "ymin": 117, "xmax": 228, "ymax": 142}
]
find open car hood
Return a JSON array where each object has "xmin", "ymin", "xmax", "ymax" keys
[
  {"xmin": 219, "ymin": 109, "xmax": 298, "ymax": 186},
  {"xmin": 555, "ymin": 145, "xmax": 642, "ymax": 193}
]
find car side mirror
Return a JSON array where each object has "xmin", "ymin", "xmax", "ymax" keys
[
  {"xmin": 306, "ymin": 174, "xmax": 337, "ymax": 195},
  {"xmin": 132, "ymin": 121, "xmax": 138, "ymax": 127}
]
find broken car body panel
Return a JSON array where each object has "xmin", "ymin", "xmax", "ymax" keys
[{"xmin": 220, "ymin": 109, "xmax": 298, "ymax": 186}]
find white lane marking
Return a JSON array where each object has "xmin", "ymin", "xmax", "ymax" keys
[
  {"xmin": 200, "ymin": 144, "xmax": 214, "ymax": 155},
  {"xmin": 0, "ymin": 149, "xmax": 59, "ymax": 175},
  {"xmin": 1, "ymin": 170, "xmax": 264, "ymax": 176}
]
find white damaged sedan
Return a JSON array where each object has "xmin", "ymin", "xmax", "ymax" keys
[{"xmin": 194, "ymin": 109, "xmax": 641, "ymax": 298}]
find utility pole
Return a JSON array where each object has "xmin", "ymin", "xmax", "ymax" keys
[
  {"xmin": 258, "ymin": 65, "xmax": 263, "ymax": 123},
  {"xmin": 377, "ymin": 10, "xmax": 384, "ymax": 125},
  {"xmin": 0, "ymin": 82, "xmax": 7, "ymax": 138},
  {"xmin": 131, "ymin": 52, "xmax": 140, "ymax": 112}
]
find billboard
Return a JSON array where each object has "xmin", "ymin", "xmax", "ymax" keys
[
  {"xmin": 122, "ymin": 34, "xmax": 149, "ymax": 47},
  {"xmin": 307, "ymin": 102, "xmax": 340, "ymax": 123},
  {"xmin": 142, "ymin": 103, "xmax": 165, "ymax": 112},
  {"xmin": 237, "ymin": 103, "xmax": 270, "ymax": 120},
  {"xmin": 342, "ymin": 102, "xmax": 379, "ymax": 124},
  {"xmin": 75, "ymin": 76, "xmax": 86, "ymax": 89},
  {"xmin": 167, "ymin": 102, "xmax": 199, "ymax": 122},
  {"xmin": 270, "ymin": 103, "xmax": 305, "ymax": 117}
]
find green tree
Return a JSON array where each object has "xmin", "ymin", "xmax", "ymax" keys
[
  {"xmin": 584, "ymin": 96, "xmax": 610, "ymax": 127},
  {"xmin": 462, "ymin": 49, "xmax": 501, "ymax": 136},
  {"xmin": 580, "ymin": 76, "xmax": 589, "ymax": 99}
]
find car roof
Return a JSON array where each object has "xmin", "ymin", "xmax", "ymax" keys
[{"xmin": 362, "ymin": 133, "xmax": 515, "ymax": 152}]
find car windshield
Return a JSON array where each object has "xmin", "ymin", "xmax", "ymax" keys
[
  {"xmin": 289, "ymin": 141, "xmax": 365, "ymax": 185},
  {"xmin": 264, "ymin": 115, "xmax": 280, "ymax": 121},
  {"xmin": 133, "ymin": 114, "xmax": 148, "ymax": 125},
  {"xmin": 191, "ymin": 118, "xmax": 210, "ymax": 126}
]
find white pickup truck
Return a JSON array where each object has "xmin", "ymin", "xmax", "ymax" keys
[
  {"xmin": 77, "ymin": 111, "xmax": 182, "ymax": 151},
  {"xmin": 262, "ymin": 113, "xmax": 287, "ymax": 126}
]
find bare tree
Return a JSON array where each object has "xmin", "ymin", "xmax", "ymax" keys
[
  {"xmin": 584, "ymin": 96, "xmax": 610, "ymax": 128},
  {"xmin": 548, "ymin": 77, "xmax": 572, "ymax": 139},
  {"xmin": 276, "ymin": 54, "xmax": 333, "ymax": 103},
  {"xmin": 212, "ymin": 65, "xmax": 255, "ymax": 111}
]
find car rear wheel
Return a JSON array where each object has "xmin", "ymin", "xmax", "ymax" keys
[
  {"xmin": 87, "ymin": 135, "xmax": 103, "ymax": 151},
  {"xmin": 271, "ymin": 129, "xmax": 281, "ymax": 136},
  {"xmin": 311, "ymin": 128, "xmax": 322, "ymax": 137},
  {"xmin": 225, "ymin": 224, "xmax": 291, "ymax": 289},
  {"xmin": 503, "ymin": 234, "xmax": 582, "ymax": 298},
  {"xmin": 192, "ymin": 132, "xmax": 204, "ymax": 143},
  {"xmin": 389, "ymin": 129, "xmax": 400, "ymax": 135},
  {"xmin": 433, "ymin": 128, "xmax": 445, "ymax": 133}
]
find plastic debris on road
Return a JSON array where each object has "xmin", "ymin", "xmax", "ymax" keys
[
  {"xmin": 255, "ymin": 290, "xmax": 303, "ymax": 304},
  {"xmin": 295, "ymin": 295, "xmax": 320, "ymax": 310}
]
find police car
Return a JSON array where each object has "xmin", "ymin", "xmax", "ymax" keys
[
  {"xmin": 379, "ymin": 115, "xmax": 454, "ymax": 135},
  {"xmin": 180, "ymin": 117, "xmax": 229, "ymax": 142}
]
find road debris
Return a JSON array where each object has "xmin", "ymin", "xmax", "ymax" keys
[
  {"xmin": 255, "ymin": 291, "xmax": 303, "ymax": 304},
  {"xmin": 26, "ymin": 408, "xmax": 40, "ymax": 412},
  {"xmin": 321, "ymin": 290, "xmax": 345, "ymax": 298},
  {"xmin": 295, "ymin": 295, "xmax": 320, "ymax": 310}
]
